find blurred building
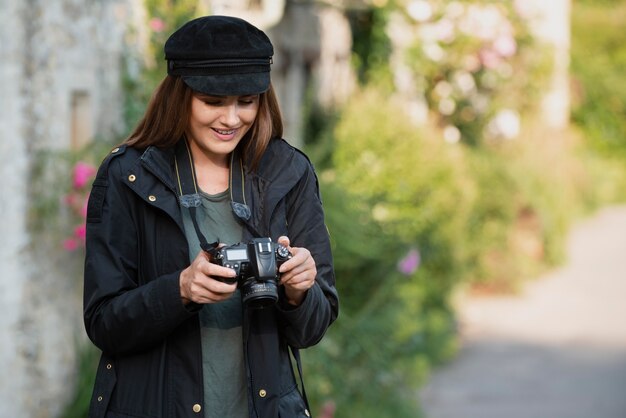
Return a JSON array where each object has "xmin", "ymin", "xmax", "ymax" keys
[
  {"xmin": 205, "ymin": 0, "xmax": 356, "ymax": 146},
  {"xmin": 0, "ymin": 0, "xmax": 145, "ymax": 416}
]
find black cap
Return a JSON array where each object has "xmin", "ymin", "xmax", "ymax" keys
[{"xmin": 164, "ymin": 15, "xmax": 274, "ymax": 96}]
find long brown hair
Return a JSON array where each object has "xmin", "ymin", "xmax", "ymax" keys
[{"xmin": 124, "ymin": 75, "xmax": 284, "ymax": 170}]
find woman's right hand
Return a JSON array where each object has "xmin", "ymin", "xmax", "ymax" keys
[{"xmin": 179, "ymin": 250, "xmax": 238, "ymax": 305}]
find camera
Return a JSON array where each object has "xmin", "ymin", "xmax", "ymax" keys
[{"xmin": 208, "ymin": 238, "xmax": 292, "ymax": 308}]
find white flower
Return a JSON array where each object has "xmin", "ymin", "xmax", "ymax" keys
[
  {"xmin": 471, "ymin": 94, "xmax": 490, "ymax": 114},
  {"xmin": 387, "ymin": 12, "xmax": 415, "ymax": 48},
  {"xmin": 439, "ymin": 98, "xmax": 456, "ymax": 116},
  {"xmin": 443, "ymin": 125, "xmax": 461, "ymax": 144},
  {"xmin": 407, "ymin": 98, "xmax": 429, "ymax": 125},
  {"xmin": 460, "ymin": 5, "xmax": 508, "ymax": 41},
  {"xmin": 493, "ymin": 35, "xmax": 517, "ymax": 57},
  {"xmin": 486, "ymin": 109, "xmax": 520, "ymax": 140},
  {"xmin": 463, "ymin": 54, "xmax": 481, "ymax": 72},
  {"xmin": 407, "ymin": 0, "xmax": 433, "ymax": 22},
  {"xmin": 423, "ymin": 42, "xmax": 445, "ymax": 62},
  {"xmin": 432, "ymin": 18, "xmax": 456, "ymax": 43},
  {"xmin": 444, "ymin": 2, "xmax": 465, "ymax": 20},
  {"xmin": 434, "ymin": 80, "xmax": 453, "ymax": 98},
  {"xmin": 453, "ymin": 71, "xmax": 476, "ymax": 95}
]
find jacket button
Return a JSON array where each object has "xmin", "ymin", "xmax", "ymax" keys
[
  {"xmin": 97, "ymin": 396, "xmax": 103, "ymax": 402},
  {"xmin": 148, "ymin": 195, "xmax": 157, "ymax": 202},
  {"xmin": 106, "ymin": 363, "xmax": 112, "ymax": 370},
  {"xmin": 259, "ymin": 389, "xmax": 267, "ymax": 398},
  {"xmin": 128, "ymin": 174, "xmax": 136, "ymax": 182},
  {"xmin": 192, "ymin": 404, "xmax": 202, "ymax": 413}
]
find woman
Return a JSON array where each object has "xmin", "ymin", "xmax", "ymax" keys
[{"xmin": 83, "ymin": 15, "xmax": 338, "ymax": 418}]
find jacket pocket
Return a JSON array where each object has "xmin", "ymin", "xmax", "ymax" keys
[
  {"xmin": 86, "ymin": 178, "xmax": 108, "ymax": 223},
  {"xmin": 278, "ymin": 385, "xmax": 311, "ymax": 418}
]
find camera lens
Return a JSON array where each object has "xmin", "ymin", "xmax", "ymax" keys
[{"xmin": 241, "ymin": 279, "xmax": 278, "ymax": 308}]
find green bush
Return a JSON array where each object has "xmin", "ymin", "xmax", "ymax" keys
[
  {"xmin": 571, "ymin": 0, "xmax": 626, "ymax": 198},
  {"xmin": 303, "ymin": 88, "xmax": 469, "ymax": 416},
  {"xmin": 461, "ymin": 120, "xmax": 599, "ymax": 291},
  {"xmin": 303, "ymin": 87, "xmax": 609, "ymax": 416}
]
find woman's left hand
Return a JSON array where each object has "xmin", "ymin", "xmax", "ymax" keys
[{"xmin": 277, "ymin": 236, "xmax": 317, "ymax": 306}]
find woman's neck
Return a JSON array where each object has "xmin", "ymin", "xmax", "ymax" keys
[{"xmin": 188, "ymin": 142, "xmax": 230, "ymax": 195}]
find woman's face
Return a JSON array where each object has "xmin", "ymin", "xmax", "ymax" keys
[{"xmin": 186, "ymin": 93, "xmax": 260, "ymax": 163}]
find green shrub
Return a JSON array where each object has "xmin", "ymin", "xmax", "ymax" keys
[
  {"xmin": 571, "ymin": 1, "xmax": 626, "ymax": 164},
  {"xmin": 303, "ymin": 88, "xmax": 610, "ymax": 416},
  {"xmin": 461, "ymin": 120, "xmax": 597, "ymax": 291},
  {"xmin": 303, "ymin": 88, "xmax": 469, "ymax": 416}
]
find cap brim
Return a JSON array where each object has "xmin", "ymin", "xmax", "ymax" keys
[{"xmin": 182, "ymin": 72, "xmax": 270, "ymax": 96}]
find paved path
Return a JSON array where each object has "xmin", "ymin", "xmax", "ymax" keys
[{"xmin": 419, "ymin": 205, "xmax": 626, "ymax": 418}]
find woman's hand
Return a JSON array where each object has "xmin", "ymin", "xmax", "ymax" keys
[
  {"xmin": 179, "ymin": 250, "xmax": 238, "ymax": 305},
  {"xmin": 277, "ymin": 236, "xmax": 317, "ymax": 306}
]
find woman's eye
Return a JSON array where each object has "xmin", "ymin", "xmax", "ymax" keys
[{"xmin": 239, "ymin": 96, "xmax": 258, "ymax": 105}]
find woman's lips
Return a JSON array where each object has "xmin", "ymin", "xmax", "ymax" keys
[{"xmin": 212, "ymin": 127, "xmax": 237, "ymax": 140}]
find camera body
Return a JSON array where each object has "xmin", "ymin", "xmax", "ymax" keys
[{"xmin": 209, "ymin": 237, "xmax": 292, "ymax": 308}]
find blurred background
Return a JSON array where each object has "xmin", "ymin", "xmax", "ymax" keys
[{"xmin": 1, "ymin": 0, "xmax": 625, "ymax": 417}]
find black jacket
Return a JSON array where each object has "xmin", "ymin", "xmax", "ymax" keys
[{"xmin": 83, "ymin": 138, "xmax": 338, "ymax": 418}]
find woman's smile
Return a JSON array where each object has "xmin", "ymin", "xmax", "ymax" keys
[
  {"xmin": 186, "ymin": 93, "xmax": 260, "ymax": 162},
  {"xmin": 211, "ymin": 127, "xmax": 239, "ymax": 140}
]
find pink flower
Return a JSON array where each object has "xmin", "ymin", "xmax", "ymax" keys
[
  {"xmin": 319, "ymin": 401, "xmax": 336, "ymax": 418},
  {"xmin": 493, "ymin": 35, "xmax": 517, "ymax": 58},
  {"xmin": 398, "ymin": 248, "xmax": 421, "ymax": 276},
  {"xmin": 479, "ymin": 48, "xmax": 501, "ymax": 69},
  {"xmin": 73, "ymin": 162, "xmax": 97, "ymax": 189},
  {"xmin": 149, "ymin": 17, "xmax": 166, "ymax": 33},
  {"xmin": 74, "ymin": 224, "xmax": 87, "ymax": 240},
  {"xmin": 63, "ymin": 238, "xmax": 79, "ymax": 252}
]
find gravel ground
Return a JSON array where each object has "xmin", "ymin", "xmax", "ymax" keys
[{"xmin": 419, "ymin": 205, "xmax": 626, "ymax": 418}]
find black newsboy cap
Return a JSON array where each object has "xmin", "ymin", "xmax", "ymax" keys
[{"xmin": 164, "ymin": 15, "xmax": 274, "ymax": 96}]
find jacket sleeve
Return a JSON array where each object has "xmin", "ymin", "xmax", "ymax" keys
[
  {"xmin": 83, "ymin": 153, "xmax": 196, "ymax": 355},
  {"xmin": 275, "ymin": 159, "xmax": 339, "ymax": 348}
]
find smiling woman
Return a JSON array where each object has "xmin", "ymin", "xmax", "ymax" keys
[
  {"xmin": 186, "ymin": 94, "xmax": 260, "ymax": 191},
  {"xmin": 83, "ymin": 15, "xmax": 338, "ymax": 418}
]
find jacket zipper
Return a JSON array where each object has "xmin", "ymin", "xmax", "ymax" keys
[{"xmin": 245, "ymin": 337, "xmax": 261, "ymax": 418}]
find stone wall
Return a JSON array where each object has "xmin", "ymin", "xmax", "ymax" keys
[
  {"xmin": 0, "ymin": 0, "xmax": 145, "ymax": 416},
  {"xmin": 0, "ymin": 0, "xmax": 31, "ymax": 415}
]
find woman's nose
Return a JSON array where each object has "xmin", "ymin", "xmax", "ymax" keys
[{"xmin": 220, "ymin": 104, "xmax": 240, "ymax": 126}]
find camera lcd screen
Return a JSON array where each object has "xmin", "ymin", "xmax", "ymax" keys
[{"xmin": 226, "ymin": 248, "xmax": 248, "ymax": 260}]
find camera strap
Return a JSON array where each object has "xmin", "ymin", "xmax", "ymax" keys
[
  {"xmin": 290, "ymin": 346, "xmax": 311, "ymax": 412},
  {"xmin": 174, "ymin": 139, "xmax": 260, "ymax": 252}
]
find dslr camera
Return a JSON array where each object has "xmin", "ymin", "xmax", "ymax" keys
[{"xmin": 208, "ymin": 237, "xmax": 292, "ymax": 308}]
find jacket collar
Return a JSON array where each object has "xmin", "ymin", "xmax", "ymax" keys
[
  {"xmin": 139, "ymin": 145, "xmax": 178, "ymax": 192},
  {"xmin": 135, "ymin": 139, "xmax": 308, "ymax": 239}
]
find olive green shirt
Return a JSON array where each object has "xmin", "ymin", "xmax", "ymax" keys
[{"xmin": 181, "ymin": 189, "xmax": 248, "ymax": 418}]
